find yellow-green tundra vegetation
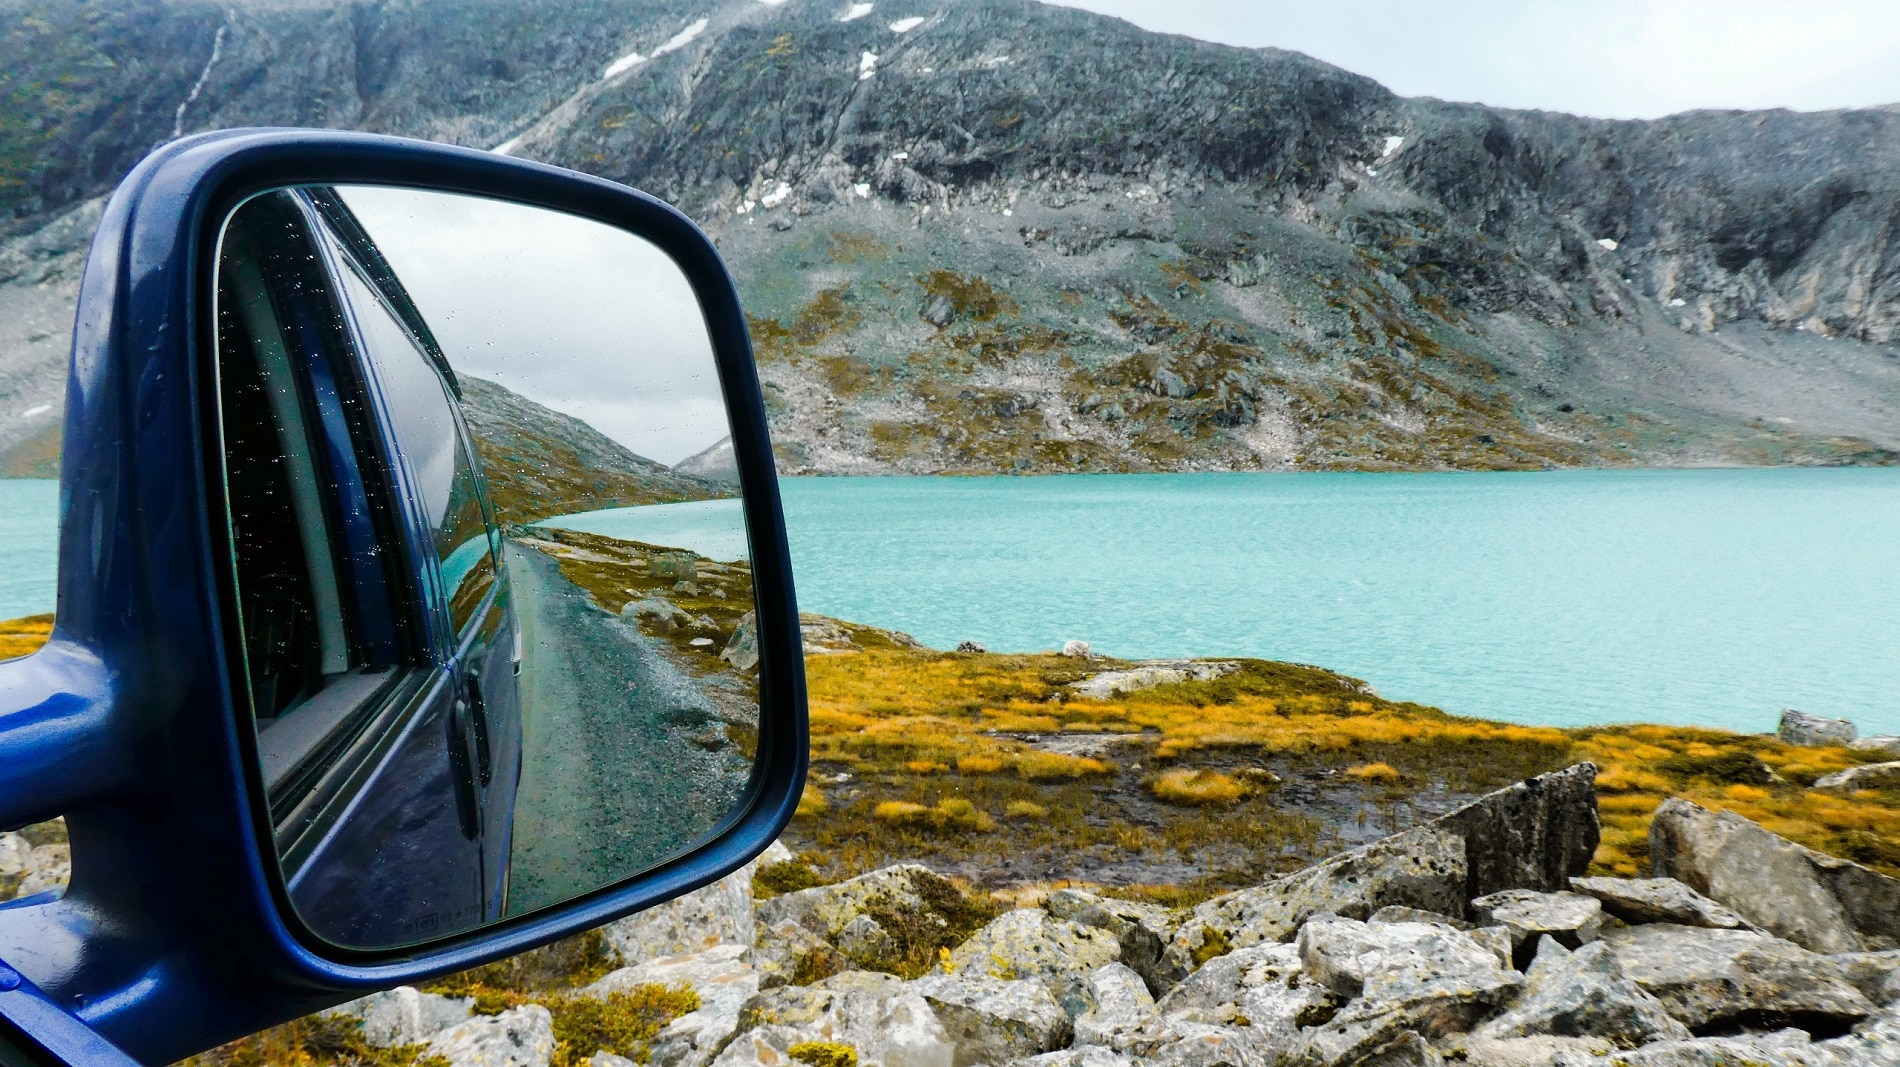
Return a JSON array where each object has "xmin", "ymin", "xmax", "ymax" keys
[{"xmin": 3, "ymin": 613, "xmax": 1896, "ymax": 1060}]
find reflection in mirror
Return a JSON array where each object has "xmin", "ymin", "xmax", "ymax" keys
[{"xmin": 212, "ymin": 184, "xmax": 758, "ymax": 949}]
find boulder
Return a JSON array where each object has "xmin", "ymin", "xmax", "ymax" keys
[
  {"xmin": 1070, "ymin": 964, "xmax": 1155, "ymax": 1048},
  {"xmin": 1780, "ymin": 709, "xmax": 1857, "ymax": 747},
  {"xmin": 585, "ymin": 945, "xmax": 759, "ymax": 1067},
  {"xmin": 1127, "ymin": 1022, "xmax": 1270, "ymax": 1067},
  {"xmin": 1650, "ymin": 799, "xmax": 1900, "ymax": 952},
  {"xmin": 625, "ymin": 597, "xmax": 691, "ymax": 633},
  {"xmin": 1567, "ymin": 877, "xmax": 1752, "ymax": 931},
  {"xmin": 1851, "ymin": 736, "xmax": 1900, "ymax": 756},
  {"xmin": 726, "ymin": 976, "xmax": 953, "ymax": 1067},
  {"xmin": 1294, "ymin": 916, "xmax": 1523, "ymax": 1066},
  {"xmin": 1161, "ymin": 827, "xmax": 1469, "ymax": 987},
  {"xmin": 1469, "ymin": 890, "xmax": 1604, "ymax": 967},
  {"xmin": 908, "ymin": 973, "xmax": 1071, "ymax": 1066},
  {"xmin": 1475, "ymin": 937, "xmax": 1690, "ymax": 1049},
  {"xmin": 947, "ymin": 909, "xmax": 1119, "ymax": 992},
  {"xmin": 1142, "ymin": 942, "xmax": 1333, "ymax": 1050},
  {"xmin": 754, "ymin": 918, "xmax": 846, "ymax": 990},
  {"xmin": 1433, "ymin": 763, "xmax": 1600, "ymax": 903},
  {"xmin": 1160, "ymin": 763, "xmax": 1600, "ymax": 989},
  {"xmin": 838, "ymin": 915, "xmax": 899, "ymax": 963},
  {"xmin": 1044, "ymin": 889, "xmax": 1177, "ymax": 992},
  {"xmin": 322, "ymin": 986, "xmax": 475, "ymax": 1048},
  {"xmin": 1826, "ymin": 950, "xmax": 1900, "ymax": 1007},
  {"xmin": 1598, "ymin": 923, "xmax": 1872, "ymax": 1034},
  {"xmin": 756, "ymin": 863, "xmax": 970, "ymax": 957},
  {"xmin": 601, "ymin": 841, "xmax": 790, "ymax": 966},
  {"xmin": 1813, "ymin": 761, "xmax": 1900, "ymax": 792},
  {"xmin": 423, "ymin": 1004, "xmax": 556, "ymax": 1067},
  {"xmin": 1357, "ymin": 1032, "xmax": 1443, "ymax": 1066},
  {"xmin": 1067, "ymin": 662, "xmax": 1240, "ymax": 701},
  {"xmin": 1455, "ymin": 1035, "xmax": 1613, "ymax": 1067}
]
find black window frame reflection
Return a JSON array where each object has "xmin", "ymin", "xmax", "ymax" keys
[{"xmin": 214, "ymin": 188, "xmax": 478, "ymax": 869}]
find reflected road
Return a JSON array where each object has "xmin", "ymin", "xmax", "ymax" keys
[{"xmin": 502, "ymin": 540, "xmax": 751, "ymax": 916}]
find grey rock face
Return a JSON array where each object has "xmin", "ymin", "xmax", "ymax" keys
[
  {"xmin": 1070, "ymin": 963, "xmax": 1155, "ymax": 1048},
  {"xmin": 1369, "ymin": 906, "xmax": 1473, "ymax": 930},
  {"xmin": 1043, "ymin": 890, "xmax": 1177, "ymax": 994},
  {"xmin": 1567, "ymin": 877, "xmax": 1752, "ymax": 931},
  {"xmin": 1455, "ymin": 1034, "xmax": 1613, "ymax": 1067},
  {"xmin": 727, "ymin": 977, "xmax": 953, "ymax": 1067},
  {"xmin": 601, "ymin": 841, "xmax": 787, "ymax": 966},
  {"xmin": 1476, "ymin": 937, "xmax": 1690, "ymax": 1049},
  {"xmin": 1851, "ymin": 736, "xmax": 1900, "ymax": 756},
  {"xmin": 1164, "ymin": 827, "xmax": 1469, "ymax": 987},
  {"xmin": 322, "ymin": 986, "xmax": 476, "ymax": 1048},
  {"xmin": 1138, "ymin": 942, "xmax": 1333, "ymax": 1057},
  {"xmin": 423, "ymin": 1004, "xmax": 556, "ymax": 1067},
  {"xmin": 1162, "ymin": 763, "xmax": 1599, "ymax": 989},
  {"xmin": 1827, "ymin": 950, "xmax": 1900, "ymax": 1007},
  {"xmin": 1813, "ymin": 761, "xmax": 1900, "ymax": 792},
  {"xmin": 1470, "ymin": 890, "xmax": 1605, "ymax": 966},
  {"xmin": 947, "ymin": 909, "xmax": 1120, "ymax": 993},
  {"xmin": 1295, "ymin": 916, "xmax": 1524, "ymax": 1065},
  {"xmin": 1779, "ymin": 710, "xmax": 1858, "ymax": 747},
  {"xmin": 1598, "ymin": 924, "xmax": 1872, "ymax": 1034},
  {"xmin": 1650, "ymin": 798, "xmax": 1900, "ymax": 952},
  {"xmin": 909, "ymin": 972, "xmax": 1072, "ymax": 1066}
]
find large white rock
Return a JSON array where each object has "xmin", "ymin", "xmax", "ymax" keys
[
  {"xmin": 1455, "ymin": 1034, "xmax": 1613, "ymax": 1067},
  {"xmin": 1650, "ymin": 799, "xmax": 1900, "ymax": 953},
  {"xmin": 602, "ymin": 842, "xmax": 792, "ymax": 966},
  {"xmin": 1476, "ymin": 937, "xmax": 1689, "ymax": 1049},
  {"xmin": 1780, "ymin": 709, "xmax": 1857, "ymax": 747},
  {"xmin": 1294, "ymin": 916, "xmax": 1524, "ymax": 1066},
  {"xmin": 1814, "ymin": 761, "xmax": 1900, "ymax": 792},
  {"xmin": 1044, "ymin": 890, "xmax": 1176, "ymax": 993},
  {"xmin": 322, "ymin": 986, "xmax": 475, "ymax": 1048},
  {"xmin": 1469, "ymin": 890, "xmax": 1604, "ymax": 965},
  {"xmin": 1145, "ymin": 942, "xmax": 1331, "ymax": 1046},
  {"xmin": 948, "ymin": 909, "xmax": 1120, "ymax": 992},
  {"xmin": 423, "ymin": 1004, "xmax": 556, "ymax": 1067},
  {"xmin": 1020, "ymin": 1048, "xmax": 1135, "ymax": 1067},
  {"xmin": 1598, "ymin": 923, "xmax": 1872, "ymax": 1034},
  {"xmin": 585, "ymin": 945, "xmax": 758, "ymax": 1067},
  {"xmin": 1071, "ymin": 963, "xmax": 1155, "ymax": 1048},
  {"xmin": 909, "ymin": 972, "xmax": 1072, "ymax": 1066},
  {"xmin": 1567, "ymin": 877, "xmax": 1752, "ymax": 931},
  {"xmin": 719, "ymin": 980, "xmax": 954, "ymax": 1067}
]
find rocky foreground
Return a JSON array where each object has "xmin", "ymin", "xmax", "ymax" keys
[{"xmin": 321, "ymin": 763, "xmax": 1900, "ymax": 1067}]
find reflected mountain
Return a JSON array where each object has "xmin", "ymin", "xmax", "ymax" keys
[
  {"xmin": 457, "ymin": 375, "xmax": 734, "ymax": 524},
  {"xmin": 673, "ymin": 435, "xmax": 738, "ymax": 484}
]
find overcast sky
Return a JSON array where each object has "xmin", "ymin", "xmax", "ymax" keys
[
  {"xmin": 338, "ymin": 186, "xmax": 729, "ymax": 467},
  {"xmin": 1041, "ymin": 0, "xmax": 1900, "ymax": 119}
]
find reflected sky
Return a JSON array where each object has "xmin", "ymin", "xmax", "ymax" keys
[{"xmin": 336, "ymin": 186, "xmax": 725, "ymax": 466}]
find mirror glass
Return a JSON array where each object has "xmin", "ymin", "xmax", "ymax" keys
[{"xmin": 212, "ymin": 185, "xmax": 758, "ymax": 949}]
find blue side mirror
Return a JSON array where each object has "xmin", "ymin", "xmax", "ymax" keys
[{"xmin": 0, "ymin": 130, "xmax": 807, "ymax": 1064}]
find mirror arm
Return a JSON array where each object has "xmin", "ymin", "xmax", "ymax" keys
[
  {"xmin": 0, "ymin": 641, "xmax": 123, "ymax": 830},
  {"xmin": 0, "ymin": 962, "xmax": 143, "ymax": 1067}
]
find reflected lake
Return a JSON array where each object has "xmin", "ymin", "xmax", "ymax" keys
[{"xmin": 6, "ymin": 469, "xmax": 1898, "ymax": 734}]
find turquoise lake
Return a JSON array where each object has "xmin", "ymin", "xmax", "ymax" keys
[
  {"xmin": 551, "ymin": 469, "xmax": 1900, "ymax": 736},
  {"xmin": 6, "ymin": 470, "xmax": 1897, "ymax": 734}
]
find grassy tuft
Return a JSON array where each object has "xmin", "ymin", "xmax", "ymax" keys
[
  {"xmin": 1344, "ymin": 762, "xmax": 1403, "ymax": 783},
  {"xmin": 1148, "ymin": 768, "xmax": 1247, "ymax": 807},
  {"xmin": 788, "ymin": 1042, "xmax": 859, "ymax": 1067},
  {"xmin": 754, "ymin": 860, "xmax": 826, "ymax": 899}
]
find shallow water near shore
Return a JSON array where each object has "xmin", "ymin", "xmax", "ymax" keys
[
  {"xmin": 562, "ymin": 468, "xmax": 1900, "ymax": 736},
  {"xmin": 7, "ymin": 469, "xmax": 1898, "ymax": 734}
]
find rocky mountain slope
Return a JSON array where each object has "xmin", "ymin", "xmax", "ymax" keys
[
  {"xmin": 4, "ymin": 0, "xmax": 1899, "ymax": 473},
  {"xmin": 457, "ymin": 375, "xmax": 730, "ymax": 524}
]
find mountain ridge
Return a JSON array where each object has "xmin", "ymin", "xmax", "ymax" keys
[{"xmin": 1, "ymin": 0, "xmax": 1896, "ymax": 474}]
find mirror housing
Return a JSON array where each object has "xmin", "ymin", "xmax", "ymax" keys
[{"xmin": 0, "ymin": 129, "xmax": 806, "ymax": 1063}]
